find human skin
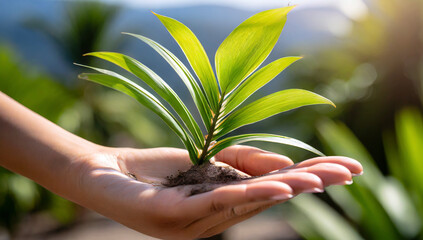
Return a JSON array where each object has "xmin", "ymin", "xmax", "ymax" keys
[{"xmin": 0, "ymin": 92, "xmax": 363, "ymax": 239}]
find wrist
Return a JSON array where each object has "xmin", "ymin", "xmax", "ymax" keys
[
  {"xmin": 0, "ymin": 93, "xmax": 104, "ymax": 199},
  {"xmin": 62, "ymin": 145, "xmax": 122, "ymax": 205}
]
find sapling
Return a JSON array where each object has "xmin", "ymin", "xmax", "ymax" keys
[{"xmin": 76, "ymin": 7, "xmax": 334, "ymax": 191}]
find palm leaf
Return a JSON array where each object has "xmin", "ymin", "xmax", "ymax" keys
[
  {"xmin": 76, "ymin": 65, "xmax": 199, "ymax": 163},
  {"xmin": 84, "ymin": 52, "xmax": 204, "ymax": 148},
  {"xmin": 206, "ymin": 133, "xmax": 323, "ymax": 162},
  {"xmin": 215, "ymin": 89, "xmax": 334, "ymax": 139},
  {"xmin": 154, "ymin": 12, "xmax": 220, "ymax": 112},
  {"xmin": 222, "ymin": 56, "xmax": 302, "ymax": 116},
  {"xmin": 215, "ymin": 7, "xmax": 294, "ymax": 94},
  {"xmin": 122, "ymin": 32, "xmax": 212, "ymax": 129}
]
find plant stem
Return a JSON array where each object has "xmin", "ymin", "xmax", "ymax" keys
[{"xmin": 198, "ymin": 97, "xmax": 224, "ymax": 164}]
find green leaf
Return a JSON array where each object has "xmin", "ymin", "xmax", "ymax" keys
[
  {"xmin": 396, "ymin": 108, "xmax": 423, "ymax": 191},
  {"xmin": 317, "ymin": 119, "xmax": 382, "ymax": 186},
  {"xmin": 84, "ymin": 52, "xmax": 204, "ymax": 148},
  {"xmin": 215, "ymin": 6, "xmax": 294, "ymax": 94},
  {"xmin": 290, "ymin": 195, "xmax": 364, "ymax": 240},
  {"xmin": 318, "ymin": 119, "xmax": 417, "ymax": 238},
  {"xmin": 153, "ymin": 12, "xmax": 220, "ymax": 112},
  {"xmin": 394, "ymin": 108, "xmax": 423, "ymax": 226},
  {"xmin": 122, "ymin": 32, "xmax": 212, "ymax": 130},
  {"xmin": 206, "ymin": 133, "xmax": 323, "ymax": 162},
  {"xmin": 76, "ymin": 65, "xmax": 198, "ymax": 163},
  {"xmin": 223, "ymin": 56, "xmax": 302, "ymax": 116},
  {"xmin": 215, "ymin": 89, "xmax": 334, "ymax": 139}
]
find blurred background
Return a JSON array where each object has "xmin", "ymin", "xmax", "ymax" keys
[{"xmin": 0, "ymin": 0, "xmax": 422, "ymax": 239}]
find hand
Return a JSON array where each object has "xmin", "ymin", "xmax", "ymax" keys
[
  {"xmin": 0, "ymin": 93, "xmax": 363, "ymax": 239},
  {"xmin": 72, "ymin": 145, "xmax": 363, "ymax": 240}
]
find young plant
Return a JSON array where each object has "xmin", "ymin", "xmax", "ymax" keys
[{"xmin": 77, "ymin": 7, "xmax": 334, "ymax": 166}]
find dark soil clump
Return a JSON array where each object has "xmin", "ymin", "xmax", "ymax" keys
[{"xmin": 164, "ymin": 162, "xmax": 249, "ymax": 195}]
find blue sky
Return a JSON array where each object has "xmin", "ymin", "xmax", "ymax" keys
[{"xmin": 100, "ymin": 0, "xmax": 368, "ymax": 20}]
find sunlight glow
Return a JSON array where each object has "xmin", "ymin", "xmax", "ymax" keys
[{"xmin": 102, "ymin": 0, "xmax": 368, "ymax": 19}]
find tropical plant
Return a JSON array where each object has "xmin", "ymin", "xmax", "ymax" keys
[{"xmin": 77, "ymin": 7, "xmax": 334, "ymax": 165}]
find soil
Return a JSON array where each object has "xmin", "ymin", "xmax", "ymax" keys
[{"xmin": 163, "ymin": 162, "xmax": 251, "ymax": 195}]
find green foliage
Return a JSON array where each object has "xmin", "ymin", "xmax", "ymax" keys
[
  {"xmin": 215, "ymin": 7, "xmax": 294, "ymax": 94},
  {"xmin": 153, "ymin": 12, "xmax": 220, "ymax": 113},
  {"xmin": 122, "ymin": 32, "xmax": 213, "ymax": 130},
  {"xmin": 0, "ymin": 169, "xmax": 39, "ymax": 230},
  {"xmin": 0, "ymin": 44, "xmax": 78, "ymax": 231},
  {"xmin": 78, "ymin": 70, "xmax": 198, "ymax": 162},
  {"xmin": 0, "ymin": 46, "xmax": 75, "ymax": 122},
  {"xmin": 214, "ymin": 89, "xmax": 334, "ymax": 139},
  {"xmin": 206, "ymin": 134, "xmax": 323, "ymax": 162},
  {"xmin": 81, "ymin": 52, "xmax": 204, "ymax": 148},
  {"xmin": 26, "ymin": 1, "xmax": 120, "ymax": 65},
  {"xmin": 288, "ymin": 109, "xmax": 423, "ymax": 239},
  {"xmin": 222, "ymin": 56, "xmax": 302, "ymax": 116},
  {"xmin": 289, "ymin": 194, "xmax": 363, "ymax": 240},
  {"xmin": 78, "ymin": 7, "xmax": 334, "ymax": 165}
]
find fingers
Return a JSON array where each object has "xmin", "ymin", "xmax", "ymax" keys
[
  {"xmin": 182, "ymin": 181, "xmax": 293, "ymax": 218},
  {"xmin": 279, "ymin": 163, "xmax": 353, "ymax": 186},
  {"xmin": 176, "ymin": 156, "xmax": 362, "ymax": 239},
  {"xmin": 246, "ymin": 172, "xmax": 324, "ymax": 194},
  {"xmin": 182, "ymin": 156, "xmax": 360, "ymax": 219},
  {"xmin": 190, "ymin": 157, "xmax": 361, "ymax": 238},
  {"xmin": 306, "ymin": 163, "xmax": 353, "ymax": 185},
  {"xmin": 215, "ymin": 145, "xmax": 294, "ymax": 176},
  {"xmin": 284, "ymin": 156, "xmax": 363, "ymax": 176}
]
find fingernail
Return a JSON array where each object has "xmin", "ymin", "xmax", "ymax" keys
[
  {"xmin": 271, "ymin": 193, "xmax": 293, "ymax": 200},
  {"xmin": 334, "ymin": 180, "xmax": 353, "ymax": 185},
  {"xmin": 303, "ymin": 187, "xmax": 324, "ymax": 193},
  {"xmin": 352, "ymin": 171, "xmax": 364, "ymax": 177}
]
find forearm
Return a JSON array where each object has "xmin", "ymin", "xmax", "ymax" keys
[{"xmin": 0, "ymin": 92, "xmax": 100, "ymax": 199}]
